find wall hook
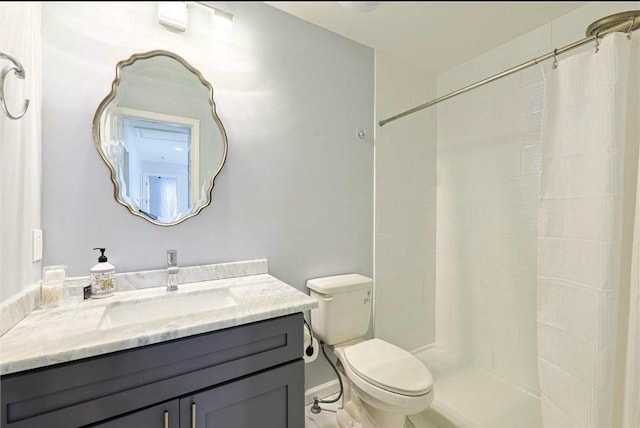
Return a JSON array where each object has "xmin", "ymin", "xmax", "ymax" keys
[{"xmin": 552, "ymin": 49, "xmax": 558, "ymax": 70}]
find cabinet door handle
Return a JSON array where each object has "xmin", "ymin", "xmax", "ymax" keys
[
  {"xmin": 163, "ymin": 410, "xmax": 169, "ymax": 428},
  {"xmin": 191, "ymin": 402, "xmax": 196, "ymax": 428}
]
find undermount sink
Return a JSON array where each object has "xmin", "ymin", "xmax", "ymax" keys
[{"xmin": 99, "ymin": 287, "xmax": 239, "ymax": 329}]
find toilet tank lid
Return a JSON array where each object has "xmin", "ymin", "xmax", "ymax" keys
[{"xmin": 306, "ymin": 274, "xmax": 372, "ymax": 294}]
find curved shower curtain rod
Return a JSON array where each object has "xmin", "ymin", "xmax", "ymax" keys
[{"xmin": 378, "ymin": 10, "xmax": 640, "ymax": 127}]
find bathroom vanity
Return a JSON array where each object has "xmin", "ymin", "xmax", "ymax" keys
[{"xmin": 0, "ymin": 264, "xmax": 317, "ymax": 428}]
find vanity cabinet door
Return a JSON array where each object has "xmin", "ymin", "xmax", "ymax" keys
[
  {"xmin": 179, "ymin": 360, "xmax": 304, "ymax": 428},
  {"xmin": 89, "ymin": 400, "xmax": 179, "ymax": 428}
]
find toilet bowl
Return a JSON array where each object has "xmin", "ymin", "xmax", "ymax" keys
[
  {"xmin": 306, "ymin": 274, "xmax": 434, "ymax": 428},
  {"xmin": 334, "ymin": 339, "xmax": 433, "ymax": 427}
]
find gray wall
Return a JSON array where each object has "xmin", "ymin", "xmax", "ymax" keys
[{"xmin": 41, "ymin": 2, "xmax": 373, "ymax": 389}]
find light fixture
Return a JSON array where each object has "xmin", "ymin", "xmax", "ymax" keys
[
  {"xmin": 157, "ymin": 2, "xmax": 234, "ymax": 33},
  {"xmin": 157, "ymin": 2, "xmax": 188, "ymax": 32},
  {"xmin": 337, "ymin": 2, "xmax": 381, "ymax": 13},
  {"xmin": 211, "ymin": 7, "xmax": 234, "ymax": 33}
]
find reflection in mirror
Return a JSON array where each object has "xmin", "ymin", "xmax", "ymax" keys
[{"xmin": 93, "ymin": 50, "xmax": 227, "ymax": 226}]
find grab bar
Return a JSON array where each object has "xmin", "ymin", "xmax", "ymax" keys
[{"xmin": 0, "ymin": 51, "xmax": 30, "ymax": 120}]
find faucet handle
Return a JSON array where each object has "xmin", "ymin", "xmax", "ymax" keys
[
  {"xmin": 166, "ymin": 249, "xmax": 179, "ymax": 291},
  {"xmin": 167, "ymin": 249, "xmax": 177, "ymax": 267}
]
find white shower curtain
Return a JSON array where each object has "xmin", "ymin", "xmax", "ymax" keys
[
  {"xmin": 625, "ymin": 151, "xmax": 640, "ymax": 428},
  {"xmin": 0, "ymin": 2, "xmax": 41, "ymax": 303},
  {"xmin": 537, "ymin": 33, "xmax": 639, "ymax": 428}
]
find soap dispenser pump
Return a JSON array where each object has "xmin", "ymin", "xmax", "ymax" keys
[{"xmin": 90, "ymin": 247, "xmax": 116, "ymax": 298}]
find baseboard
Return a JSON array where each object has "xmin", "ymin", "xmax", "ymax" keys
[
  {"xmin": 411, "ymin": 342, "xmax": 437, "ymax": 355},
  {"xmin": 305, "ymin": 379, "xmax": 340, "ymax": 405}
]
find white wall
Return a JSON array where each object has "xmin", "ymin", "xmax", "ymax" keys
[
  {"xmin": 436, "ymin": 1, "xmax": 640, "ymax": 393},
  {"xmin": 40, "ymin": 1, "xmax": 373, "ymax": 389},
  {"xmin": 375, "ymin": 51, "xmax": 437, "ymax": 351}
]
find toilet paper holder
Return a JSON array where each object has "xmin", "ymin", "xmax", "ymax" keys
[
  {"xmin": 303, "ymin": 319, "xmax": 319, "ymax": 363},
  {"xmin": 303, "ymin": 319, "xmax": 314, "ymax": 356}
]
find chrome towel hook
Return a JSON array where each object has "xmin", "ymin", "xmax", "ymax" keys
[{"xmin": 0, "ymin": 52, "xmax": 30, "ymax": 120}]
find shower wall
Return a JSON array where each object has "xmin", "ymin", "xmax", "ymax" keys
[
  {"xmin": 435, "ymin": 1, "xmax": 639, "ymax": 393},
  {"xmin": 375, "ymin": 51, "xmax": 437, "ymax": 352}
]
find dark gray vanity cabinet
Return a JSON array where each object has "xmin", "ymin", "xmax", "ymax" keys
[
  {"xmin": 180, "ymin": 362, "xmax": 302, "ymax": 428},
  {"xmin": 1, "ymin": 313, "xmax": 304, "ymax": 428},
  {"xmin": 91, "ymin": 401, "xmax": 180, "ymax": 427}
]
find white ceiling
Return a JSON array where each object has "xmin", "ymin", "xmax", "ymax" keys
[{"xmin": 265, "ymin": 1, "xmax": 588, "ymax": 73}]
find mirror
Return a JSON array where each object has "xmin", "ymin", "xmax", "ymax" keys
[{"xmin": 92, "ymin": 50, "xmax": 228, "ymax": 226}]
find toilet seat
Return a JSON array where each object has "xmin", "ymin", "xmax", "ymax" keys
[{"xmin": 342, "ymin": 338, "xmax": 433, "ymax": 396}]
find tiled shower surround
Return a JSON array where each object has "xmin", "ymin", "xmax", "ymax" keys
[{"xmin": 434, "ymin": 1, "xmax": 638, "ymax": 394}]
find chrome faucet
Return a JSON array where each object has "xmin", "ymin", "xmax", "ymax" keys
[{"xmin": 167, "ymin": 249, "xmax": 179, "ymax": 291}]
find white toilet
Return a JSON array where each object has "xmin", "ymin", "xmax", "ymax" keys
[{"xmin": 307, "ymin": 274, "xmax": 434, "ymax": 428}]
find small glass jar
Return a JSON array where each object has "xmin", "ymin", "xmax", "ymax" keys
[
  {"xmin": 41, "ymin": 265, "xmax": 67, "ymax": 308},
  {"xmin": 41, "ymin": 280, "xmax": 64, "ymax": 308},
  {"xmin": 63, "ymin": 280, "xmax": 86, "ymax": 304}
]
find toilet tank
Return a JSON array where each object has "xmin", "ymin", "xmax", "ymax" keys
[{"xmin": 306, "ymin": 274, "xmax": 372, "ymax": 345}]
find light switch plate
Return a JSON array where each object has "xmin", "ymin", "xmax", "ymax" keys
[{"xmin": 32, "ymin": 229, "xmax": 43, "ymax": 262}]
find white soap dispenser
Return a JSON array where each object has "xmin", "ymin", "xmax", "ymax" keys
[{"xmin": 90, "ymin": 247, "xmax": 116, "ymax": 298}]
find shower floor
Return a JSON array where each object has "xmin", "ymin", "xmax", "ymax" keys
[{"xmin": 412, "ymin": 346, "xmax": 542, "ymax": 428}]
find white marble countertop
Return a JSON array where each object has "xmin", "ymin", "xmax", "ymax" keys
[{"xmin": 0, "ymin": 273, "xmax": 317, "ymax": 375}]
